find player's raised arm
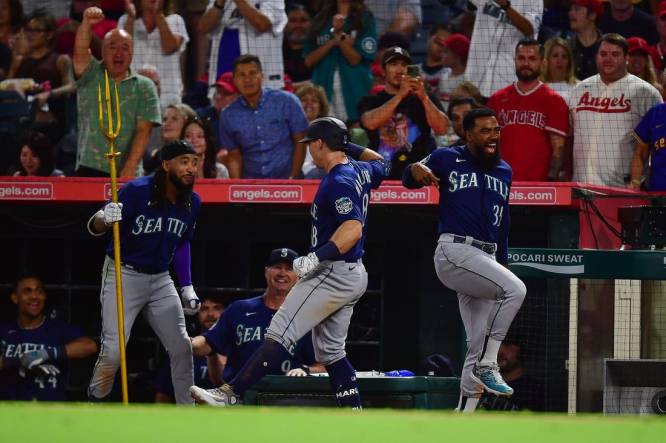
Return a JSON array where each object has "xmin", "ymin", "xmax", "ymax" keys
[{"xmin": 402, "ymin": 157, "xmax": 440, "ymax": 189}]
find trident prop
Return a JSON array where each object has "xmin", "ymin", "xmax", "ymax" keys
[{"xmin": 98, "ymin": 69, "xmax": 128, "ymax": 404}]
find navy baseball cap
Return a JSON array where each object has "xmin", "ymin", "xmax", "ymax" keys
[
  {"xmin": 161, "ymin": 140, "xmax": 196, "ymax": 161},
  {"xmin": 299, "ymin": 117, "xmax": 349, "ymax": 150},
  {"xmin": 266, "ymin": 248, "xmax": 298, "ymax": 266},
  {"xmin": 382, "ymin": 46, "xmax": 412, "ymax": 66}
]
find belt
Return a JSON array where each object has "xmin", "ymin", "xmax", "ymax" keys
[
  {"xmin": 107, "ymin": 255, "xmax": 165, "ymax": 275},
  {"xmin": 443, "ymin": 234, "xmax": 497, "ymax": 255}
]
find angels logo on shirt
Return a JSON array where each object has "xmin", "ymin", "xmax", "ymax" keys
[{"xmin": 574, "ymin": 92, "xmax": 632, "ymax": 113}]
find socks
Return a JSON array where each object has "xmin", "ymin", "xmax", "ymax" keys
[
  {"xmin": 479, "ymin": 336, "xmax": 502, "ymax": 366},
  {"xmin": 326, "ymin": 357, "xmax": 362, "ymax": 409},
  {"xmin": 229, "ymin": 339, "xmax": 292, "ymax": 396},
  {"xmin": 457, "ymin": 394, "xmax": 479, "ymax": 413}
]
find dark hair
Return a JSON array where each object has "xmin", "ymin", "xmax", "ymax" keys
[
  {"xmin": 286, "ymin": 2, "xmax": 308, "ymax": 15},
  {"xmin": 377, "ymin": 31, "xmax": 410, "ymax": 51},
  {"xmin": 150, "ymin": 167, "xmax": 193, "ymax": 210},
  {"xmin": 17, "ymin": 131, "xmax": 56, "ymax": 176},
  {"xmin": 515, "ymin": 37, "xmax": 544, "ymax": 57},
  {"xmin": 599, "ymin": 33, "xmax": 629, "ymax": 56},
  {"xmin": 429, "ymin": 23, "xmax": 454, "ymax": 36},
  {"xmin": 5, "ymin": 0, "xmax": 24, "ymax": 33},
  {"xmin": 181, "ymin": 117, "xmax": 218, "ymax": 179},
  {"xmin": 462, "ymin": 107, "xmax": 496, "ymax": 134},
  {"xmin": 26, "ymin": 8, "xmax": 56, "ymax": 34},
  {"xmin": 233, "ymin": 54, "xmax": 262, "ymax": 73},
  {"xmin": 309, "ymin": 0, "xmax": 371, "ymax": 43},
  {"xmin": 13, "ymin": 273, "xmax": 43, "ymax": 294},
  {"xmin": 447, "ymin": 96, "xmax": 481, "ymax": 120}
]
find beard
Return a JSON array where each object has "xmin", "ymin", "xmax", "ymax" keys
[
  {"xmin": 471, "ymin": 142, "xmax": 501, "ymax": 170},
  {"xmin": 168, "ymin": 169, "xmax": 194, "ymax": 194},
  {"xmin": 516, "ymin": 68, "xmax": 540, "ymax": 83}
]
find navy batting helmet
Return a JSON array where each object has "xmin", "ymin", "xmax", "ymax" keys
[{"xmin": 298, "ymin": 117, "xmax": 349, "ymax": 150}]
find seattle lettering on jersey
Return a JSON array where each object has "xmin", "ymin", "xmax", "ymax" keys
[
  {"xmin": 234, "ymin": 324, "xmax": 297, "ymax": 355},
  {"xmin": 3, "ymin": 342, "xmax": 50, "ymax": 357},
  {"xmin": 448, "ymin": 171, "xmax": 509, "ymax": 200},
  {"xmin": 354, "ymin": 169, "xmax": 372, "ymax": 196},
  {"xmin": 131, "ymin": 215, "xmax": 188, "ymax": 237},
  {"xmin": 575, "ymin": 92, "xmax": 632, "ymax": 113},
  {"xmin": 496, "ymin": 109, "xmax": 547, "ymax": 129}
]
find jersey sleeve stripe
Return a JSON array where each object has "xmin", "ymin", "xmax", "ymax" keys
[
  {"xmin": 632, "ymin": 131, "xmax": 648, "ymax": 145},
  {"xmin": 544, "ymin": 126, "xmax": 568, "ymax": 137}
]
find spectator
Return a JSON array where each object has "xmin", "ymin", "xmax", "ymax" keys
[
  {"xmin": 182, "ymin": 116, "xmax": 229, "ymax": 179},
  {"xmin": 418, "ymin": 24, "xmax": 453, "ymax": 90},
  {"xmin": 569, "ymin": 33, "xmax": 663, "ymax": 187},
  {"xmin": 450, "ymin": 80, "xmax": 485, "ymax": 105},
  {"xmin": 12, "ymin": 131, "xmax": 64, "ymax": 177},
  {"xmin": 154, "ymin": 294, "xmax": 225, "ymax": 403},
  {"xmin": 190, "ymin": 248, "xmax": 324, "ymax": 385},
  {"xmin": 0, "ymin": 274, "xmax": 98, "ymax": 401},
  {"xmin": 220, "ymin": 54, "xmax": 308, "ymax": 179},
  {"xmin": 296, "ymin": 82, "xmax": 329, "ymax": 178},
  {"xmin": 541, "ymin": 37, "xmax": 579, "ymax": 103},
  {"xmin": 169, "ymin": 0, "xmax": 210, "ymax": 87},
  {"xmin": 8, "ymin": 9, "xmax": 76, "ymax": 142},
  {"xmin": 599, "ymin": 0, "xmax": 658, "ymax": 45},
  {"xmin": 0, "ymin": 0, "xmax": 23, "ymax": 50},
  {"xmin": 567, "ymin": 0, "xmax": 603, "ymax": 81},
  {"xmin": 465, "ymin": 0, "xmax": 543, "ymax": 98},
  {"xmin": 630, "ymin": 102, "xmax": 666, "ymax": 191},
  {"xmin": 21, "ymin": 1, "xmax": 71, "ymax": 19},
  {"xmin": 627, "ymin": 36, "xmax": 665, "ymax": 98},
  {"xmin": 144, "ymin": 103, "xmax": 195, "ymax": 174},
  {"xmin": 118, "ymin": 0, "xmax": 189, "ymax": 109},
  {"xmin": 198, "ymin": 0, "xmax": 287, "ymax": 91},
  {"xmin": 446, "ymin": 96, "xmax": 481, "ymax": 148},
  {"xmin": 304, "ymin": 0, "xmax": 377, "ymax": 123},
  {"xmin": 437, "ymin": 33, "xmax": 470, "ymax": 112},
  {"xmin": 487, "ymin": 38, "xmax": 569, "ymax": 181},
  {"xmin": 283, "ymin": 3, "xmax": 312, "ymax": 86},
  {"xmin": 364, "ymin": 0, "xmax": 421, "ymax": 37},
  {"xmin": 73, "ymin": 7, "xmax": 161, "ymax": 177},
  {"xmin": 358, "ymin": 46, "xmax": 449, "ymax": 179},
  {"xmin": 196, "ymin": 72, "xmax": 238, "ymax": 157},
  {"xmin": 371, "ymin": 31, "xmax": 410, "ymax": 88},
  {"xmin": 648, "ymin": 2, "xmax": 666, "ymax": 75}
]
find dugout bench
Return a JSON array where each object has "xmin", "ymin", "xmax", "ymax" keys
[{"xmin": 244, "ymin": 375, "xmax": 460, "ymax": 409}]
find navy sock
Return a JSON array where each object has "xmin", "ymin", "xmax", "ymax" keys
[
  {"xmin": 326, "ymin": 357, "xmax": 362, "ymax": 409},
  {"xmin": 229, "ymin": 339, "xmax": 291, "ymax": 397}
]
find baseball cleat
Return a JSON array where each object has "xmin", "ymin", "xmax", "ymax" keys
[
  {"xmin": 470, "ymin": 364, "xmax": 514, "ymax": 397},
  {"xmin": 190, "ymin": 384, "xmax": 240, "ymax": 407}
]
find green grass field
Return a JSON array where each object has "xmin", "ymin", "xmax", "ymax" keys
[{"xmin": 1, "ymin": 403, "xmax": 664, "ymax": 443}]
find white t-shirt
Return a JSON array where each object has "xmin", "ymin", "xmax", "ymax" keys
[
  {"xmin": 438, "ymin": 69, "xmax": 466, "ymax": 112},
  {"xmin": 118, "ymin": 14, "xmax": 189, "ymax": 109},
  {"xmin": 364, "ymin": 0, "xmax": 422, "ymax": 35},
  {"xmin": 569, "ymin": 73, "xmax": 663, "ymax": 187},
  {"xmin": 205, "ymin": 0, "xmax": 287, "ymax": 92},
  {"xmin": 547, "ymin": 81, "xmax": 577, "ymax": 104},
  {"xmin": 465, "ymin": 0, "xmax": 542, "ymax": 97}
]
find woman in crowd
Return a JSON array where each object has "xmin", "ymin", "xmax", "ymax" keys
[
  {"xmin": 626, "ymin": 37, "xmax": 665, "ymax": 99},
  {"xmin": 13, "ymin": 131, "xmax": 64, "ymax": 177},
  {"xmin": 295, "ymin": 82, "xmax": 329, "ymax": 178},
  {"xmin": 540, "ymin": 37, "xmax": 578, "ymax": 103},
  {"xmin": 304, "ymin": 0, "xmax": 376, "ymax": 123},
  {"xmin": 144, "ymin": 103, "xmax": 195, "ymax": 173},
  {"xmin": 181, "ymin": 116, "xmax": 228, "ymax": 179},
  {"xmin": 0, "ymin": 0, "xmax": 23, "ymax": 50}
]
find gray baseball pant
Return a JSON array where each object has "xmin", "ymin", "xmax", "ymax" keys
[
  {"xmin": 266, "ymin": 260, "xmax": 368, "ymax": 365},
  {"xmin": 433, "ymin": 234, "xmax": 526, "ymax": 397},
  {"xmin": 88, "ymin": 257, "xmax": 194, "ymax": 404}
]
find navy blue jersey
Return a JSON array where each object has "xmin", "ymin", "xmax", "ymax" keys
[
  {"xmin": 402, "ymin": 146, "xmax": 512, "ymax": 264},
  {"xmin": 634, "ymin": 103, "xmax": 666, "ymax": 191},
  {"xmin": 310, "ymin": 159, "xmax": 388, "ymax": 261},
  {"xmin": 104, "ymin": 175, "xmax": 201, "ymax": 272},
  {"xmin": 203, "ymin": 295, "xmax": 316, "ymax": 381},
  {"xmin": 154, "ymin": 355, "xmax": 213, "ymax": 399},
  {"xmin": 0, "ymin": 318, "xmax": 84, "ymax": 401}
]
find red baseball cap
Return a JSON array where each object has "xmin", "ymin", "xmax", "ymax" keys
[
  {"xmin": 571, "ymin": 0, "xmax": 604, "ymax": 18},
  {"xmin": 442, "ymin": 34, "xmax": 470, "ymax": 63},
  {"xmin": 627, "ymin": 37, "xmax": 650, "ymax": 55},
  {"xmin": 214, "ymin": 72, "xmax": 237, "ymax": 94}
]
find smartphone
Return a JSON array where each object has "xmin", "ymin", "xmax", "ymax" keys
[{"xmin": 406, "ymin": 65, "xmax": 420, "ymax": 78}]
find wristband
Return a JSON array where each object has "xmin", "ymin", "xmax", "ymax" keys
[
  {"xmin": 345, "ymin": 143, "xmax": 365, "ymax": 160},
  {"xmin": 52, "ymin": 345, "xmax": 67, "ymax": 362},
  {"xmin": 314, "ymin": 241, "xmax": 340, "ymax": 262},
  {"xmin": 501, "ymin": 1, "xmax": 511, "ymax": 10}
]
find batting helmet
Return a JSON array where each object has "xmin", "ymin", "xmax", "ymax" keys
[{"xmin": 298, "ymin": 117, "xmax": 349, "ymax": 150}]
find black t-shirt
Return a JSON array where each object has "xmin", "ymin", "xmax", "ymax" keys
[
  {"xmin": 282, "ymin": 40, "xmax": 312, "ymax": 83},
  {"xmin": 569, "ymin": 35, "xmax": 600, "ymax": 81},
  {"xmin": 358, "ymin": 90, "xmax": 444, "ymax": 179},
  {"xmin": 598, "ymin": 8, "xmax": 659, "ymax": 45}
]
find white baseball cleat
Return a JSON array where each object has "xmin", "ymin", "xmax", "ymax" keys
[{"xmin": 190, "ymin": 384, "xmax": 240, "ymax": 407}]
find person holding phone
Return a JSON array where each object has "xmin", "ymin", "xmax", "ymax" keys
[{"xmin": 358, "ymin": 46, "xmax": 449, "ymax": 178}]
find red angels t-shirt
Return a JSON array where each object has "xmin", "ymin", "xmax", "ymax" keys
[{"xmin": 487, "ymin": 82, "xmax": 569, "ymax": 181}]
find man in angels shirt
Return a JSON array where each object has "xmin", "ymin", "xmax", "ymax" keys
[
  {"xmin": 486, "ymin": 38, "xmax": 569, "ymax": 181},
  {"xmin": 569, "ymin": 33, "xmax": 662, "ymax": 188}
]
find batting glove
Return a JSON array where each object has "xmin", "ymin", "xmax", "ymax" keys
[
  {"xmin": 20, "ymin": 348, "xmax": 58, "ymax": 370},
  {"xmin": 286, "ymin": 368, "xmax": 308, "ymax": 377},
  {"xmin": 293, "ymin": 252, "xmax": 319, "ymax": 278},
  {"xmin": 19, "ymin": 363, "xmax": 61, "ymax": 379},
  {"xmin": 180, "ymin": 285, "xmax": 201, "ymax": 315},
  {"xmin": 103, "ymin": 202, "xmax": 123, "ymax": 225}
]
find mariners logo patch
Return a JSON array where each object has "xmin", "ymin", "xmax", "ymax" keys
[
  {"xmin": 335, "ymin": 197, "xmax": 353, "ymax": 214},
  {"xmin": 361, "ymin": 37, "xmax": 376, "ymax": 53}
]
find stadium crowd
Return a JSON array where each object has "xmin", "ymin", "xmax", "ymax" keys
[{"xmin": 1, "ymin": 0, "xmax": 666, "ymax": 406}]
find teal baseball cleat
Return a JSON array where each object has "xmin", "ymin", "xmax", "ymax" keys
[{"xmin": 470, "ymin": 363, "xmax": 514, "ymax": 397}]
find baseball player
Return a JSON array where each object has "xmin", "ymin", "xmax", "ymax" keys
[
  {"xmin": 402, "ymin": 107, "xmax": 527, "ymax": 413},
  {"xmin": 631, "ymin": 103, "xmax": 666, "ymax": 191},
  {"xmin": 190, "ymin": 117, "xmax": 389, "ymax": 408},
  {"xmin": 86, "ymin": 140, "xmax": 202, "ymax": 404}
]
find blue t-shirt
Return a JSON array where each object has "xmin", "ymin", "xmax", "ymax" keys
[
  {"xmin": 402, "ymin": 146, "xmax": 513, "ymax": 264},
  {"xmin": 104, "ymin": 175, "xmax": 201, "ymax": 272},
  {"xmin": 0, "ymin": 318, "xmax": 84, "ymax": 401},
  {"xmin": 634, "ymin": 103, "xmax": 666, "ymax": 191},
  {"xmin": 203, "ymin": 295, "xmax": 316, "ymax": 381},
  {"xmin": 153, "ymin": 354, "xmax": 213, "ymax": 399},
  {"xmin": 309, "ymin": 159, "xmax": 388, "ymax": 262}
]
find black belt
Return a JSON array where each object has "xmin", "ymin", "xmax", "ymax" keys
[
  {"xmin": 108, "ymin": 255, "xmax": 165, "ymax": 275},
  {"xmin": 450, "ymin": 234, "xmax": 497, "ymax": 255}
]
